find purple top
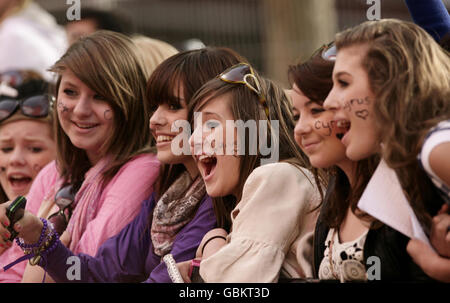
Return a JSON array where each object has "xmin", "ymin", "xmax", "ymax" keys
[{"xmin": 40, "ymin": 193, "xmax": 216, "ymax": 282}]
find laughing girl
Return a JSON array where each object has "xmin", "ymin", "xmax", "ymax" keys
[{"xmin": 181, "ymin": 63, "xmax": 321, "ymax": 282}]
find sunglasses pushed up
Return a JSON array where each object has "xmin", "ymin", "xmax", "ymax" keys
[
  {"xmin": 0, "ymin": 94, "xmax": 54, "ymax": 123},
  {"xmin": 310, "ymin": 41, "xmax": 337, "ymax": 62},
  {"xmin": 47, "ymin": 184, "xmax": 76, "ymax": 236},
  {"xmin": 218, "ymin": 63, "xmax": 270, "ymax": 119}
]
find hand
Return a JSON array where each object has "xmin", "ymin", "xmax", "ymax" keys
[
  {"xmin": 430, "ymin": 210, "xmax": 450, "ymax": 257},
  {"xmin": 0, "ymin": 201, "xmax": 43, "ymax": 247},
  {"xmin": 0, "ymin": 201, "xmax": 14, "ymax": 249},
  {"xmin": 177, "ymin": 259, "xmax": 193, "ymax": 283},
  {"xmin": 407, "ymin": 238, "xmax": 450, "ymax": 282}
]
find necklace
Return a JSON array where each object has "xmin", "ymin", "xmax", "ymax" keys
[{"xmin": 328, "ymin": 228, "xmax": 340, "ymax": 280}]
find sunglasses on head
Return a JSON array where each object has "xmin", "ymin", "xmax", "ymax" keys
[
  {"xmin": 310, "ymin": 41, "xmax": 337, "ymax": 62},
  {"xmin": 47, "ymin": 184, "xmax": 76, "ymax": 236},
  {"xmin": 218, "ymin": 63, "xmax": 270, "ymax": 119},
  {"xmin": 0, "ymin": 94, "xmax": 54, "ymax": 123}
]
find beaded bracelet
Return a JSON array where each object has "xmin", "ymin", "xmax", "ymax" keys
[{"xmin": 16, "ymin": 218, "xmax": 59, "ymax": 266}]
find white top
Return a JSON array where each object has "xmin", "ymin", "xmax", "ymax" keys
[
  {"xmin": 318, "ymin": 228, "xmax": 368, "ymax": 282},
  {"xmin": 0, "ymin": 2, "xmax": 67, "ymax": 81},
  {"xmin": 419, "ymin": 119, "xmax": 450, "ymax": 204},
  {"xmin": 199, "ymin": 162, "xmax": 320, "ymax": 282}
]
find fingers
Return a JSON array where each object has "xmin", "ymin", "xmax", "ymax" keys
[
  {"xmin": 430, "ymin": 213, "xmax": 450, "ymax": 257},
  {"xmin": 438, "ymin": 203, "xmax": 449, "ymax": 215},
  {"xmin": 0, "ymin": 203, "xmax": 13, "ymax": 248},
  {"xmin": 177, "ymin": 260, "xmax": 192, "ymax": 283}
]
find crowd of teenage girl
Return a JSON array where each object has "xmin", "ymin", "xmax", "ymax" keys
[{"xmin": 0, "ymin": 0, "xmax": 448, "ymax": 283}]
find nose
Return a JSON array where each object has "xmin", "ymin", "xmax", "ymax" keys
[
  {"xmin": 72, "ymin": 95, "xmax": 92, "ymax": 117},
  {"xmin": 189, "ymin": 123, "xmax": 203, "ymax": 156},
  {"xmin": 294, "ymin": 115, "xmax": 312, "ymax": 137},
  {"xmin": 323, "ymin": 88, "xmax": 340, "ymax": 111},
  {"xmin": 149, "ymin": 107, "xmax": 167, "ymax": 130},
  {"xmin": 9, "ymin": 147, "xmax": 26, "ymax": 167}
]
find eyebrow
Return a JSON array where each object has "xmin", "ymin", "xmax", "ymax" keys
[
  {"xmin": 60, "ymin": 80, "xmax": 78, "ymax": 88},
  {"xmin": 333, "ymin": 71, "xmax": 352, "ymax": 78},
  {"xmin": 202, "ymin": 111, "xmax": 225, "ymax": 121}
]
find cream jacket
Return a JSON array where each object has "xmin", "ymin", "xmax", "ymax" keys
[{"xmin": 200, "ymin": 162, "xmax": 320, "ymax": 282}]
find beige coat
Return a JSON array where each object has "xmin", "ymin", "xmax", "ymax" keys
[{"xmin": 200, "ymin": 162, "xmax": 320, "ymax": 282}]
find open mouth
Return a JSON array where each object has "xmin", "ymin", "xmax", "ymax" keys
[
  {"xmin": 335, "ymin": 120, "xmax": 351, "ymax": 140},
  {"xmin": 198, "ymin": 154, "xmax": 217, "ymax": 179},
  {"xmin": 8, "ymin": 175, "xmax": 32, "ymax": 189}
]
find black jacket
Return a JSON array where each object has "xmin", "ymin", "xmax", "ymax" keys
[{"xmin": 312, "ymin": 179, "xmax": 434, "ymax": 282}]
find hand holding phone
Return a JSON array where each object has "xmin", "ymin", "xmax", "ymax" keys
[{"xmin": 5, "ymin": 196, "xmax": 27, "ymax": 241}]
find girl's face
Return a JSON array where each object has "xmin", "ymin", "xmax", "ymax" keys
[
  {"xmin": 291, "ymin": 84, "xmax": 348, "ymax": 168},
  {"xmin": 57, "ymin": 69, "xmax": 115, "ymax": 165},
  {"xmin": 149, "ymin": 85, "xmax": 196, "ymax": 169},
  {"xmin": 323, "ymin": 45, "xmax": 380, "ymax": 161},
  {"xmin": 0, "ymin": 120, "xmax": 55, "ymax": 200},
  {"xmin": 190, "ymin": 95, "xmax": 241, "ymax": 198}
]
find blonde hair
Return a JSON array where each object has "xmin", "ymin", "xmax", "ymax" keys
[
  {"xmin": 50, "ymin": 30, "xmax": 151, "ymax": 190},
  {"xmin": 132, "ymin": 35, "xmax": 179, "ymax": 79},
  {"xmin": 335, "ymin": 19, "xmax": 450, "ymax": 231}
]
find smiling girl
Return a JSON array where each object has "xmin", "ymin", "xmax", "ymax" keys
[
  {"xmin": 289, "ymin": 45, "xmax": 432, "ymax": 282},
  {"xmin": 323, "ymin": 19, "xmax": 450, "ymax": 281},
  {"xmin": 0, "ymin": 31, "xmax": 160, "ymax": 282},
  {"xmin": 0, "ymin": 46, "xmax": 244, "ymax": 283}
]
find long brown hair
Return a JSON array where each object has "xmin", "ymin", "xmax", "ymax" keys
[
  {"xmin": 190, "ymin": 66, "xmax": 313, "ymax": 230},
  {"xmin": 335, "ymin": 19, "xmax": 450, "ymax": 231},
  {"xmin": 50, "ymin": 30, "xmax": 151, "ymax": 192},
  {"xmin": 288, "ymin": 51, "xmax": 379, "ymax": 228},
  {"xmin": 146, "ymin": 47, "xmax": 245, "ymax": 198}
]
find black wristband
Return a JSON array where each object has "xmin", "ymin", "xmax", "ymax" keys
[{"xmin": 201, "ymin": 235, "xmax": 227, "ymax": 255}]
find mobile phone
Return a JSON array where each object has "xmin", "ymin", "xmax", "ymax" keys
[{"xmin": 5, "ymin": 196, "xmax": 27, "ymax": 241}]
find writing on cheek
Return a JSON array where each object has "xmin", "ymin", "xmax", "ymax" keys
[
  {"xmin": 104, "ymin": 110, "xmax": 113, "ymax": 120},
  {"xmin": 314, "ymin": 120, "xmax": 336, "ymax": 136},
  {"xmin": 57, "ymin": 102, "xmax": 69, "ymax": 113},
  {"xmin": 343, "ymin": 97, "xmax": 372, "ymax": 120},
  {"xmin": 33, "ymin": 164, "xmax": 43, "ymax": 173}
]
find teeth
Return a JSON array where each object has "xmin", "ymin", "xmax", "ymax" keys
[
  {"xmin": 336, "ymin": 120, "xmax": 350, "ymax": 128},
  {"xmin": 198, "ymin": 155, "xmax": 214, "ymax": 162},
  {"xmin": 157, "ymin": 135, "xmax": 173, "ymax": 143},
  {"xmin": 75, "ymin": 122, "xmax": 97, "ymax": 129},
  {"xmin": 10, "ymin": 174, "xmax": 28, "ymax": 179}
]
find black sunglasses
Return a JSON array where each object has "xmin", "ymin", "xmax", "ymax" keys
[
  {"xmin": 47, "ymin": 184, "xmax": 76, "ymax": 236},
  {"xmin": 0, "ymin": 94, "xmax": 54, "ymax": 123}
]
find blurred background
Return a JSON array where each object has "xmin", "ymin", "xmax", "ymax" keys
[{"xmin": 36, "ymin": 0, "xmax": 450, "ymax": 87}]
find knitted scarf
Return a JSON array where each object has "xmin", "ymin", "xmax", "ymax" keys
[{"xmin": 151, "ymin": 171, "xmax": 206, "ymax": 256}]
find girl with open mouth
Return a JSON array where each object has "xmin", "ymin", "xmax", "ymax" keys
[
  {"xmin": 176, "ymin": 63, "xmax": 320, "ymax": 283},
  {"xmin": 290, "ymin": 41, "xmax": 430, "ymax": 282},
  {"xmin": 324, "ymin": 19, "xmax": 450, "ymax": 282},
  {"xmin": 0, "ymin": 71, "xmax": 56, "ymax": 258}
]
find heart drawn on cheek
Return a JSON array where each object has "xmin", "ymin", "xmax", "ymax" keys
[{"xmin": 355, "ymin": 110, "xmax": 369, "ymax": 120}]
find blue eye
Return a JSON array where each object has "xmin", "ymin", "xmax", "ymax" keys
[{"xmin": 206, "ymin": 121, "xmax": 220, "ymax": 129}]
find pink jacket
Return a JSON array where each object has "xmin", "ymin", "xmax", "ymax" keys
[{"xmin": 0, "ymin": 153, "xmax": 159, "ymax": 282}]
